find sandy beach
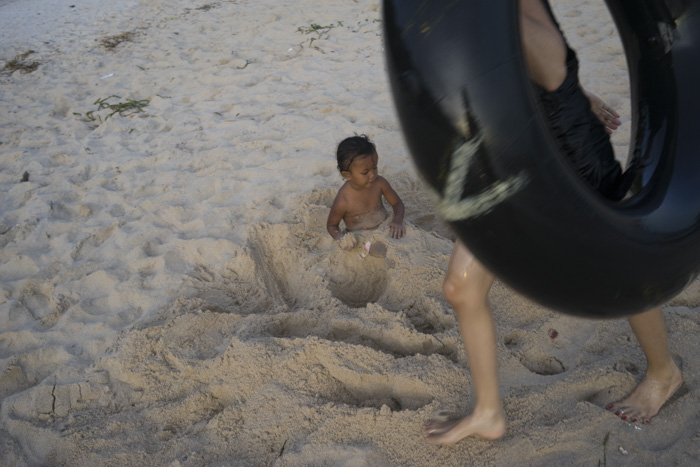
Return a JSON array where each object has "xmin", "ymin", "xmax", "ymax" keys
[{"xmin": 1, "ymin": 0, "xmax": 698, "ymax": 465}]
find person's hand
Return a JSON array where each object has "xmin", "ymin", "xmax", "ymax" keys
[
  {"xmin": 337, "ymin": 232, "xmax": 357, "ymax": 250},
  {"xmin": 584, "ymin": 90, "xmax": 621, "ymax": 134},
  {"xmin": 387, "ymin": 220, "xmax": 405, "ymax": 239}
]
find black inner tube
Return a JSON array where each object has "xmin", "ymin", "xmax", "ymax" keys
[{"xmin": 383, "ymin": 0, "xmax": 700, "ymax": 317}]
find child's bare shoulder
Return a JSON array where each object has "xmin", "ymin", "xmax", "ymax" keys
[
  {"xmin": 377, "ymin": 175, "xmax": 396, "ymax": 191},
  {"xmin": 377, "ymin": 175, "xmax": 391, "ymax": 185},
  {"xmin": 331, "ymin": 182, "xmax": 351, "ymax": 205}
]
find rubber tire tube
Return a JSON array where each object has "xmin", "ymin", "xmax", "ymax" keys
[{"xmin": 383, "ymin": 0, "xmax": 700, "ymax": 317}]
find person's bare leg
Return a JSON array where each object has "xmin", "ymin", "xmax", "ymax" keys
[
  {"xmin": 423, "ymin": 4, "xmax": 558, "ymax": 445},
  {"xmin": 607, "ymin": 307, "xmax": 683, "ymax": 423},
  {"xmin": 425, "ymin": 241, "xmax": 506, "ymax": 445}
]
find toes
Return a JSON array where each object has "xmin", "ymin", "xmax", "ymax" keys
[
  {"xmin": 433, "ymin": 410, "xmax": 455, "ymax": 422},
  {"xmin": 424, "ymin": 418, "xmax": 459, "ymax": 438},
  {"xmin": 613, "ymin": 407, "xmax": 631, "ymax": 420},
  {"xmin": 611, "ymin": 406, "xmax": 646, "ymax": 423}
]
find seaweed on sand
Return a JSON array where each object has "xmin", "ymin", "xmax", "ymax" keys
[
  {"xmin": 75, "ymin": 95, "xmax": 150, "ymax": 123},
  {"xmin": 1, "ymin": 50, "xmax": 40, "ymax": 75}
]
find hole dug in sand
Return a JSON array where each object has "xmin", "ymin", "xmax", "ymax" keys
[{"xmin": 327, "ymin": 247, "xmax": 389, "ymax": 308}]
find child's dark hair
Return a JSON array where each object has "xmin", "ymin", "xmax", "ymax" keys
[{"xmin": 336, "ymin": 135, "xmax": 376, "ymax": 173}]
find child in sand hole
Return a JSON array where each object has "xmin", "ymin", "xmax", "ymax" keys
[{"xmin": 326, "ymin": 135, "xmax": 405, "ymax": 254}]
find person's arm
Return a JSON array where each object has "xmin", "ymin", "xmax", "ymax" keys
[
  {"xmin": 519, "ymin": 0, "xmax": 567, "ymax": 92},
  {"xmin": 327, "ymin": 197, "xmax": 346, "ymax": 240},
  {"xmin": 327, "ymin": 191, "xmax": 357, "ymax": 249},
  {"xmin": 379, "ymin": 177, "xmax": 405, "ymax": 239}
]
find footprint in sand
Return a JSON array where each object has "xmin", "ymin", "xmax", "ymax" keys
[
  {"xmin": 0, "ymin": 345, "xmax": 73, "ymax": 400},
  {"xmin": 71, "ymin": 222, "xmax": 120, "ymax": 261},
  {"xmin": 504, "ymin": 330, "xmax": 568, "ymax": 376},
  {"xmin": 12, "ymin": 277, "xmax": 74, "ymax": 328}
]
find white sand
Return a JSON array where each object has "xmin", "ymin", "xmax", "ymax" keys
[{"xmin": 1, "ymin": 0, "xmax": 698, "ymax": 465}]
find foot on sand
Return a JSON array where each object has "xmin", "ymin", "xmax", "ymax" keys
[
  {"xmin": 606, "ymin": 364, "xmax": 683, "ymax": 424},
  {"xmin": 424, "ymin": 409, "xmax": 506, "ymax": 446}
]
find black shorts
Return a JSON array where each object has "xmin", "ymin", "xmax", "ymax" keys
[
  {"xmin": 538, "ymin": 0, "xmax": 633, "ymax": 201},
  {"xmin": 538, "ymin": 48, "xmax": 632, "ymax": 201}
]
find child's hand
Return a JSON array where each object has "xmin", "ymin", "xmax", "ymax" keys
[
  {"xmin": 337, "ymin": 232, "xmax": 357, "ymax": 250},
  {"xmin": 388, "ymin": 220, "xmax": 405, "ymax": 239}
]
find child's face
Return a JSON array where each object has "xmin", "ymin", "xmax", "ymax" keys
[{"xmin": 342, "ymin": 152, "xmax": 379, "ymax": 188}]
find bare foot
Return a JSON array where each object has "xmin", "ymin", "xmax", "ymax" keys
[
  {"xmin": 424, "ymin": 409, "xmax": 506, "ymax": 446},
  {"xmin": 607, "ymin": 364, "xmax": 683, "ymax": 424}
]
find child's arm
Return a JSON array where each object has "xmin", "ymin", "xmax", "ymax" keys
[
  {"xmin": 379, "ymin": 177, "xmax": 405, "ymax": 239},
  {"xmin": 327, "ymin": 199, "xmax": 357, "ymax": 249},
  {"xmin": 327, "ymin": 198, "xmax": 345, "ymax": 240}
]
